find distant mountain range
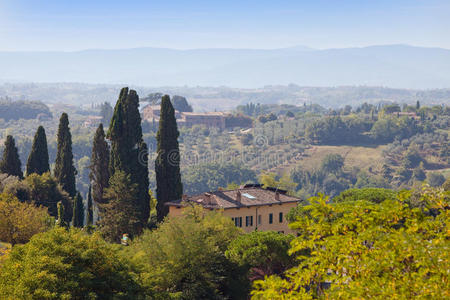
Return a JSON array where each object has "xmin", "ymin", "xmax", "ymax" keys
[{"xmin": 1, "ymin": 45, "xmax": 450, "ymax": 89}]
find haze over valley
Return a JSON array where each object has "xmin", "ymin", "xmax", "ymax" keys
[{"xmin": 2, "ymin": 44, "xmax": 450, "ymax": 89}]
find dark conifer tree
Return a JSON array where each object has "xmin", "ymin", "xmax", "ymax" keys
[
  {"xmin": 26, "ymin": 126, "xmax": 50, "ymax": 175},
  {"xmin": 72, "ymin": 192, "xmax": 84, "ymax": 228},
  {"xmin": 89, "ymin": 123, "xmax": 110, "ymax": 206},
  {"xmin": 155, "ymin": 95, "xmax": 183, "ymax": 222},
  {"xmin": 86, "ymin": 185, "xmax": 94, "ymax": 226},
  {"xmin": 57, "ymin": 201, "xmax": 68, "ymax": 229},
  {"xmin": 107, "ymin": 87, "xmax": 150, "ymax": 229},
  {"xmin": 0, "ymin": 135, "xmax": 23, "ymax": 179},
  {"xmin": 54, "ymin": 113, "xmax": 77, "ymax": 198}
]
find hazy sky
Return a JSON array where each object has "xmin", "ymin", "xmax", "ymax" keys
[{"xmin": 1, "ymin": 0, "xmax": 449, "ymax": 51}]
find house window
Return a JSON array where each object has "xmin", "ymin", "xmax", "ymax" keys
[
  {"xmin": 269, "ymin": 213, "xmax": 273, "ymax": 224},
  {"xmin": 238, "ymin": 217, "xmax": 242, "ymax": 227},
  {"xmin": 258, "ymin": 215, "xmax": 262, "ymax": 225},
  {"xmin": 279, "ymin": 212, "xmax": 283, "ymax": 223},
  {"xmin": 245, "ymin": 216, "xmax": 254, "ymax": 227},
  {"xmin": 233, "ymin": 217, "xmax": 242, "ymax": 227}
]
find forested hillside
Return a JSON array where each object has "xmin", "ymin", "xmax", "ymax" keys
[{"xmin": 0, "ymin": 98, "xmax": 52, "ymax": 121}]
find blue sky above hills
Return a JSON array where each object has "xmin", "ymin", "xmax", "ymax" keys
[{"xmin": 1, "ymin": 0, "xmax": 449, "ymax": 51}]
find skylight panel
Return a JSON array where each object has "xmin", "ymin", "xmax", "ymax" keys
[{"xmin": 242, "ymin": 193, "xmax": 256, "ymax": 199}]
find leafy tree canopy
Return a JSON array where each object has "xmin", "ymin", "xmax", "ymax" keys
[
  {"xmin": 0, "ymin": 228, "xmax": 143, "ymax": 299},
  {"xmin": 0, "ymin": 193, "xmax": 52, "ymax": 246},
  {"xmin": 252, "ymin": 187, "xmax": 450, "ymax": 299},
  {"xmin": 129, "ymin": 208, "xmax": 245, "ymax": 300}
]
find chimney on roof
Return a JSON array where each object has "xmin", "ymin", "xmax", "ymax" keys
[
  {"xmin": 236, "ymin": 190, "xmax": 241, "ymax": 203},
  {"xmin": 204, "ymin": 192, "xmax": 212, "ymax": 205},
  {"xmin": 275, "ymin": 191, "xmax": 280, "ymax": 202}
]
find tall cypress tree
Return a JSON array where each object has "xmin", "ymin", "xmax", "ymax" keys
[
  {"xmin": 26, "ymin": 126, "xmax": 50, "ymax": 175},
  {"xmin": 72, "ymin": 192, "xmax": 84, "ymax": 228},
  {"xmin": 107, "ymin": 87, "xmax": 150, "ymax": 230},
  {"xmin": 89, "ymin": 123, "xmax": 110, "ymax": 206},
  {"xmin": 0, "ymin": 135, "xmax": 23, "ymax": 179},
  {"xmin": 54, "ymin": 113, "xmax": 77, "ymax": 198},
  {"xmin": 57, "ymin": 201, "xmax": 68, "ymax": 229},
  {"xmin": 86, "ymin": 185, "xmax": 94, "ymax": 226},
  {"xmin": 155, "ymin": 95, "xmax": 183, "ymax": 222}
]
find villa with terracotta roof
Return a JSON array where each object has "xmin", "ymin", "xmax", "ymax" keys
[
  {"xmin": 142, "ymin": 105, "xmax": 226, "ymax": 129},
  {"xmin": 166, "ymin": 184, "xmax": 301, "ymax": 234}
]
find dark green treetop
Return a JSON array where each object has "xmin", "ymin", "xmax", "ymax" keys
[
  {"xmin": 155, "ymin": 95, "xmax": 183, "ymax": 222},
  {"xmin": 72, "ymin": 192, "xmax": 84, "ymax": 228},
  {"xmin": 54, "ymin": 113, "xmax": 77, "ymax": 198},
  {"xmin": 0, "ymin": 135, "xmax": 23, "ymax": 179},
  {"xmin": 26, "ymin": 126, "xmax": 50, "ymax": 175},
  {"xmin": 107, "ymin": 87, "xmax": 150, "ymax": 228},
  {"xmin": 89, "ymin": 123, "xmax": 110, "ymax": 205}
]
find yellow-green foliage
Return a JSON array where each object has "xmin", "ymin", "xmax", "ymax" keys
[
  {"xmin": 0, "ymin": 193, "xmax": 53, "ymax": 246},
  {"xmin": 0, "ymin": 227, "xmax": 143, "ymax": 299},
  {"xmin": 252, "ymin": 186, "xmax": 449, "ymax": 299},
  {"xmin": 129, "ymin": 208, "xmax": 245, "ymax": 299},
  {"xmin": 0, "ymin": 242, "xmax": 11, "ymax": 265}
]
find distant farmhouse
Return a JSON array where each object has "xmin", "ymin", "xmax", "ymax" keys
[
  {"xmin": 166, "ymin": 184, "xmax": 301, "ymax": 234},
  {"xmin": 142, "ymin": 105, "xmax": 250, "ymax": 129},
  {"xmin": 83, "ymin": 115, "xmax": 103, "ymax": 128}
]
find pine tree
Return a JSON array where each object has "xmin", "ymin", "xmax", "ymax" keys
[
  {"xmin": 108, "ymin": 88, "xmax": 150, "ymax": 229},
  {"xmin": 72, "ymin": 192, "xmax": 84, "ymax": 228},
  {"xmin": 155, "ymin": 95, "xmax": 183, "ymax": 222},
  {"xmin": 416, "ymin": 100, "xmax": 420, "ymax": 110},
  {"xmin": 89, "ymin": 124, "xmax": 110, "ymax": 206},
  {"xmin": 0, "ymin": 135, "xmax": 23, "ymax": 179},
  {"xmin": 97, "ymin": 171, "xmax": 140, "ymax": 243},
  {"xmin": 26, "ymin": 126, "xmax": 50, "ymax": 175},
  {"xmin": 86, "ymin": 185, "xmax": 94, "ymax": 226},
  {"xmin": 54, "ymin": 113, "xmax": 77, "ymax": 198}
]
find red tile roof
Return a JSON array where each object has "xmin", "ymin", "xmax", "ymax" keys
[{"xmin": 166, "ymin": 184, "xmax": 301, "ymax": 209}]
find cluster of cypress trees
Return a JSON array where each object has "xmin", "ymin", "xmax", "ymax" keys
[
  {"xmin": 0, "ymin": 114, "xmax": 91, "ymax": 227},
  {"xmin": 94, "ymin": 87, "xmax": 150, "ymax": 236},
  {"xmin": 92, "ymin": 89, "xmax": 183, "ymax": 238},
  {"xmin": 1, "ymin": 87, "xmax": 183, "ymax": 240}
]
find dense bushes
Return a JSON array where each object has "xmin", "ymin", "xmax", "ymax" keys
[
  {"xmin": 306, "ymin": 115, "xmax": 425, "ymax": 145},
  {"xmin": 0, "ymin": 172, "xmax": 72, "ymax": 221},
  {"xmin": 0, "ymin": 193, "xmax": 52, "ymax": 246},
  {"xmin": 306, "ymin": 116, "xmax": 372, "ymax": 144},
  {"xmin": 0, "ymin": 228, "xmax": 143, "ymax": 299},
  {"xmin": 129, "ymin": 208, "xmax": 246, "ymax": 299},
  {"xmin": 226, "ymin": 231, "xmax": 296, "ymax": 282}
]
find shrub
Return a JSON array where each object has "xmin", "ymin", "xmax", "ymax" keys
[
  {"xmin": 0, "ymin": 228, "xmax": 143, "ymax": 299},
  {"xmin": 0, "ymin": 193, "xmax": 52, "ymax": 246}
]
